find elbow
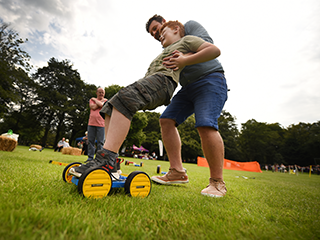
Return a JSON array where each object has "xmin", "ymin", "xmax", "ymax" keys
[
  {"xmin": 215, "ymin": 48, "xmax": 221, "ymax": 58},
  {"xmin": 90, "ymin": 105, "xmax": 97, "ymax": 110},
  {"xmin": 209, "ymin": 45, "xmax": 220, "ymax": 59}
]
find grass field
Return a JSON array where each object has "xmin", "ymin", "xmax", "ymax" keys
[{"xmin": 0, "ymin": 146, "xmax": 319, "ymax": 240}]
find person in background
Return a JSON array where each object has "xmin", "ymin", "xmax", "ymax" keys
[
  {"xmin": 77, "ymin": 140, "xmax": 83, "ymax": 149},
  {"xmin": 54, "ymin": 137, "xmax": 65, "ymax": 152},
  {"xmin": 152, "ymin": 152, "xmax": 157, "ymax": 160},
  {"xmin": 64, "ymin": 139, "xmax": 70, "ymax": 148},
  {"xmin": 82, "ymin": 131, "xmax": 88, "ymax": 155},
  {"xmin": 87, "ymin": 88, "xmax": 107, "ymax": 161}
]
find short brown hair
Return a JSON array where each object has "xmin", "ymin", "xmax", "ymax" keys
[
  {"xmin": 146, "ymin": 14, "xmax": 164, "ymax": 33},
  {"xmin": 160, "ymin": 21, "xmax": 185, "ymax": 38}
]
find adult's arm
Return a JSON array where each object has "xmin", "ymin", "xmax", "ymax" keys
[{"xmin": 89, "ymin": 98, "xmax": 106, "ymax": 110}]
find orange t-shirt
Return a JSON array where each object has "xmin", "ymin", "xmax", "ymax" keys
[{"xmin": 88, "ymin": 99, "xmax": 107, "ymax": 127}]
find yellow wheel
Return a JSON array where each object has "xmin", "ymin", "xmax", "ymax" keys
[
  {"xmin": 78, "ymin": 168, "xmax": 112, "ymax": 199},
  {"xmin": 62, "ymin": 162, "xmax": 82, "ymax": 183},
  {"xmin": 124, "ymin": 171, "xmax": 151, "ymax": 198}
]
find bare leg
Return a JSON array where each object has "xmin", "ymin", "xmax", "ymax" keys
[
  {"xmin": 159, "ymin": 118, "xmax": 184, "ymax": 171},
  {"xmin": 197, "ymin": 126, "xmax": 224, "ymax": 180},
  {"xmin": 103, "ymin": 108, "xmax": 131, "ymax": 153},
  {"xmin": 151, "ymin": 118, "xmax": 188, "ymax": 184},
  {"xmin": 71, "ymin": 108, "xmax": 129, "ymax": 176},
  {"xmin": 104, "ymin": 115, "xmax": 110, "ymax": 139}
]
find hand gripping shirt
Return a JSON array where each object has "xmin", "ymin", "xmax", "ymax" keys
[{"xmin": 144, "ymin": 35, "xmax": 205, "ymax": 84}]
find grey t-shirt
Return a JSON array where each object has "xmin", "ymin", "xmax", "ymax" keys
[{"xmin": 179, "ymin": 20, "xmax": 224, "ymax": 87}]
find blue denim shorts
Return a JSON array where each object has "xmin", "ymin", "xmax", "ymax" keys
[{"xmin": 160, "ymin": 72, "xmax": 228, "ymax": 130}]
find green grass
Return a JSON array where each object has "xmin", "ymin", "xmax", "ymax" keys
[{"xmin": 0, "ymin": 146, "xmax": 319, "ymax": 240}]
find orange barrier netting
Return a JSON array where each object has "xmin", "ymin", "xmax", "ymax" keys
[{"xmin": 197, "ymin": 156, "xmax": 262, "ymax": 173}]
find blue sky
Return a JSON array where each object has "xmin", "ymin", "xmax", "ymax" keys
[{"xmin": 1, "ymin": 0, "xmax": 319, "ymax": 129}]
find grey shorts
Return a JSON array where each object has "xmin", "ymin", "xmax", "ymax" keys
[{"xmin": 100, "ymin": 73, "xmax": 177, "ymax": 121}]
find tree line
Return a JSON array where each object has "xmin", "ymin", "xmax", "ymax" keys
[{"xmin": 1, "ymin": 22, "xmax": 319, "ymax": 166}]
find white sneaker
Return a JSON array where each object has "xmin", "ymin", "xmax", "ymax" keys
[{"xmin": 201, "ymin": 178, "xmax": 227, "ymax": 198}]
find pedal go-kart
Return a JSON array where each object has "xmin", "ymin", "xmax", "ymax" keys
[{"xmin": 62, "ymin": 162, "xmax": 151, "ymax": 199}]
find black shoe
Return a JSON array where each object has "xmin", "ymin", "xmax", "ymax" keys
[
  {"xmin": 71, "ymin": 159, "xmax": 97, "ymax": 174},
  {"xmin": 70, "ymin": 150, "xmax": 119, "ymax": 178},
  {"xmin": 94, "ymin": 150, "xmax": 118, "ymax": 174}
]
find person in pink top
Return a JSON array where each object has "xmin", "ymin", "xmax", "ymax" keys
[{"xmin": 87, "ymin": 87, "xmax": 107, "ymax": 161}]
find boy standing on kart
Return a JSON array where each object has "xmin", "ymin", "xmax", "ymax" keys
[{"xmin": 70, "ymin": 21, "xmax": 221, "ymax": 179}]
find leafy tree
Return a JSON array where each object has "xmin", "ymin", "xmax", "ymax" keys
[
  {"xmin": 238, "ymin": 119, "xmax": 284, "ymax": 164},
  {"xmin": 32, "ymin": 57, "xmax": 92, "ymax": 146},
  {"xmin": 0, "ymin": 109, "xmax": 43, "ymax": 146},
  {"xmin": 0, "ymin": 21, "xmax": 43, "ymax": 144},
  {"xmin": 141, "ymin": 112, "xmax": 161, "ymax": 157},
  {"xmin": 218, "ymin": 110, "xmax": 240, "ymax": 160},
  {"xmin": 265, "ymin": 123, "xmax": 286, "ymax": 164},
  {"xmin": 308, "ymin": 122, "xmax": 320, "ymax": 165},
  {"xmin": 178, "ymin": 115, "xmax": 202, "ymax": 162},
  {"xmin": 67, "ymin": 83, "xmax": 97, "ymax": 145},
  {"xmin": 123, "ymin": 112, "xmax": 148, "ymax": 149},
  {"xmin": 281, "ymin": 122, "xmax": 320, "ymax": 166},
  {"xmin": 0, "ymin": 22, "xmax": 32, "ymax": 118},
  {"xmin": 104, "ymin": 84, "xmax": 123, "ymax": 99}
]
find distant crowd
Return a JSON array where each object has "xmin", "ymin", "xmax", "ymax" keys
[{"xmin": 263, "ymin": 164, "xmax": 320, "ymax": 175}]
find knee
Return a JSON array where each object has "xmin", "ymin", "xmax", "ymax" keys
[
  {"xmin": 198, "ymin": 126, "xmax": 216, "ymax": 132},
  {"xmin": 160, "ymin": 118, "xmax": 176, "ymax": 129},
  {"xmin": 197, "ymin": 126, "xmax": 220, "ymax": 137}
]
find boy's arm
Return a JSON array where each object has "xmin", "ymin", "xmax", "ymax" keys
[{"xmin": 162, "ymin": 42, "xmax": 220, "ymax": 71}]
